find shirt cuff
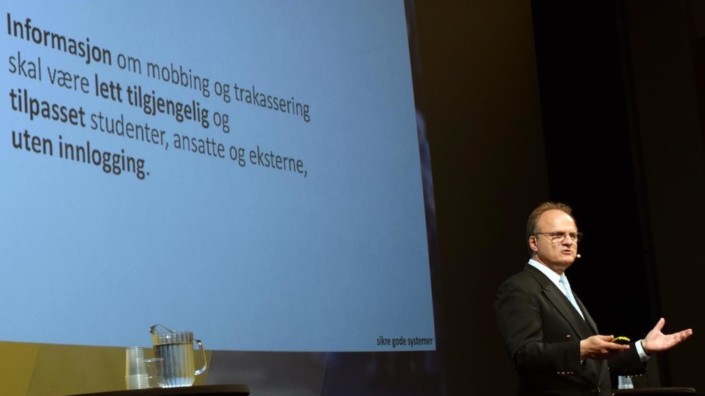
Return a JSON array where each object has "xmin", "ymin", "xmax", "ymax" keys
[{"xmin": 636, "ymin": 339, "xmax": 650, "ymax": 361}]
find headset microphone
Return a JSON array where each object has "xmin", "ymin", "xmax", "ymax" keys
[{"xmin": 576, "ymin": 254, "xmax": 582, "ymax": 259}]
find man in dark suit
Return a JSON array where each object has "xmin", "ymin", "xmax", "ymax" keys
[{"xmin": 495, "ymin": 202, "xmax": 693, "ymax": 396}]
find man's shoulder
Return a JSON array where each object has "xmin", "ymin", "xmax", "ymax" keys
[
  {"xmin": 498, "ymin": 265, "xmax": 548, "ymax": 292},
  {"xmin": 495, "ymin": 266, "xmax": 546, "ymax": 312}
]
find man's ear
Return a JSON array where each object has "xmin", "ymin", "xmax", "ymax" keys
[{"xmin": 528, "ymin": 235, "xmax": 538, "ymax": 253}]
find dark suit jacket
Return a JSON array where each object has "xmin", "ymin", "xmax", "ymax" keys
[{"xmin": 495, "ymin": 264, "xmax": 644, "ymax": 396}]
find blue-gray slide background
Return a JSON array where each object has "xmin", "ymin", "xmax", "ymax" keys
[{"xmin": 0, "ymin": 0, "xmax": 435, "ymax": 352}]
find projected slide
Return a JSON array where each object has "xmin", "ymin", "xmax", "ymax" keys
[{"xmin": 0, "ymin": 0, "xmax": 435, "ymax": 352}]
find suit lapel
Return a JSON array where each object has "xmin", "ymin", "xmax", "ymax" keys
[
  {"xmin": 575, "ymin": 295, "xmax": 599, "ymax": 334},
  {"xmin": 525, "ymin": 265, "xmax": 595, "ymax": 339}
]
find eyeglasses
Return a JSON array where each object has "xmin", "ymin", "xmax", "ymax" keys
[{"xmin": 534, "ymin": 231, "xmax": 582, "ymax": 243}]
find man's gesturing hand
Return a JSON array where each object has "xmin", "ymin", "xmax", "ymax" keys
[{"xmin": 642, "ymin": 318, "xmax": 693, "ymax": 355}]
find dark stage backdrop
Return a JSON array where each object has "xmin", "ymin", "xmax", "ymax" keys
[{"xmin": 418, "ymin": 0, "xmax": 704, "ymax": 394}]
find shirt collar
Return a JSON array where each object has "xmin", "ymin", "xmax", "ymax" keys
[{"xmin": 528, "ymin": 258, "xmax": 563, "ymax": 288}]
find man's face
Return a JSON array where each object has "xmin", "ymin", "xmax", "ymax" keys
[{"xmin": 528, "ymin": 209, "xmax": 579, "ymax": 274}]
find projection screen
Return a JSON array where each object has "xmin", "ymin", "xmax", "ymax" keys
[{"xmin": 1, "ymin": 0, "xmax": 436, "ymax": 353}]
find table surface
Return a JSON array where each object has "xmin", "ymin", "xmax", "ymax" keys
[
  {"xmin": 612, "ymin": 387, "xmax": 699, "ymax": 394},
  {"xmin": 67, "ymin": 384, "xmax": 250, "ymax": 396}
]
